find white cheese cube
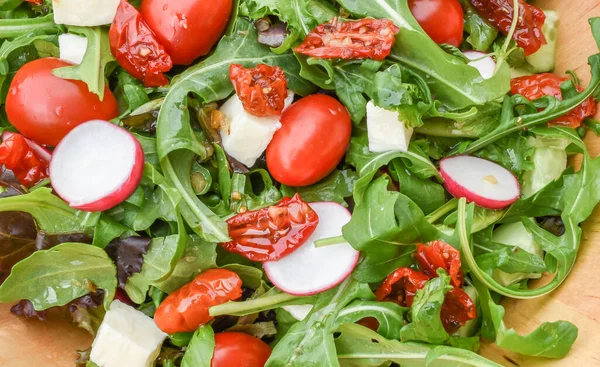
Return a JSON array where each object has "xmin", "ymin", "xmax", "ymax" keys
[
  {"xmin": 366, "ymin": 101, "xmax": 413, "ymax": 153},
  {"xmin": 219, "ymin": 91, "xmax": 294, "ymax": 167},
  {"xmin": 53, "ymin": 0, "xmax": 120, "ymax": 27},
  {"xmin": 282, "ymin": 305, "xmax": 313, "ymax": 321},
  {"xmin": 59, "ymin": 34, "xmax": 88, "ymax": 65},
  {"xmin": 90, "ymin": 300, "xmax": 166, "ymax": 367}
]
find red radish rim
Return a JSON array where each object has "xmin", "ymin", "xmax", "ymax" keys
[
  {"xmin": 440, "ymin": 156, "xmax": 520, "ymax": 210},
  {"xmin": 49, "ymin": 120, "xmax": 144, "ymax": 212},
  {"xmin": 2, "ymin": 131, "xmax": 52, "ymax": 162}
]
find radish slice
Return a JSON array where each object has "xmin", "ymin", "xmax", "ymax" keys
[
  {"xmin": 263, "ymin": 202, "xmax": 360, "ymax": 296},
  {"xmin": 463, "ymin": 51, "xmax": 496, "ymax": 80},
  {"xmin": 2, "ymin": 131, "xmax": 52, "ymax": 162},
  {"xmin": 282, "ymin": 305, "xmax": 313, "ymax": 321},
  {"xmin": 440, "ymin": 156, "xmax": 520, "ymax": 210},
  {"xmin": 50, "ymin": 120, "xmax": 144, "ymax": 212}
]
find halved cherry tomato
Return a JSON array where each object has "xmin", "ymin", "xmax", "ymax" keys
[
  {"xmin": 229, "ymin": 64, "xmax": 288, "ymax": 117},
  {"xmin": 6, "ymin": 58, "xmax": 119, "ymax": 147},
  {"xmin": 154, "ymin": 269, "xmax": 242, "ymax": 334},
  {"xmin": 408, "ymin": 0, "xmax": 464, "ymax": 47},
  {"xmin": 0, "ymin": 133, "xmax": 48, "ymax": 186},
  {"xmin": 511, "ymin": 73, "xmax": 598, "ymax": 128},
  {"xmin": 266, "ymin": 94, "xmax": 352, "ymax": 187},
  {"xmin": 295, "ymin": 18, "xmax": 399, "ymax": 61},
  {"xmin": 415, "ymin": 240, "xmax": 464, "ymax": 287},
  {"xmin": 375, "ymin": 268, "xmax": 430, "ymax": 307},
  {"xmin": 109, "ymin": 0, "xmax": 173, "ymax": 87},
  {"xmin": 220, "ymin": 194, "xmax": 319, "ymax": 262},
  {"xmin": 470, "ymin": 0, "xmax": 546, "ymax": 55},
  {"xmin": 441, "ymin": 287, "xmax": 477, "ymax": 334},
  {"xmin": 212, "ymin": 332, "xmax": 271, "ymax": 367},
  {"xmin": 140, "ymin": 0, "xmax": 232, "ymax": 65}
]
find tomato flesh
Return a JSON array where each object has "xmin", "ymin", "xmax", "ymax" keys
[
  {"xmin": 415, "ymin": 240, "xmax": 464, "ymax": 287},
  {"xmin": 408, "ymin": 0, "xmax": 464, "ymax": 47},
  {"xmin": 140, "ymin": 0, "xmax": 233, "ymax": 65},
  {"xmin": 266, "ymin": 94, "xmax": 351, "ymax": 187},
  {"xmin": 229, "ymin": 64, "xmax": 288, "ymax": 117},
  {"xmin": 6, "ymin": 58, "xmax": 119, "ymax": 147},
  {"xmin": 212, "ymin": 332, "xmax": 271, "ymax": 367}
]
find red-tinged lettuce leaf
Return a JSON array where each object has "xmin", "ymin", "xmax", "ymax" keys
[
  {"xmin": 0, "ymin": 170, "xmax": 25, "ymax": 198},
  {"xmin": 0, "ymin": 212, "xmax": 37, "ymax": 283},
  {"xmin": 35, "ymin": 231, "xmax": 92, "ymax": 251},
  {"xmin": 105, "ymin": 237, "xmax": 152, "ymax": 288}
]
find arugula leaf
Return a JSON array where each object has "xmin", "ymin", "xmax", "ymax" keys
[
  {"xmin": 459, "ymin": 0, "xmax": 499, "ymax": 52},
  {"xmin": 230, "ymin": 170, "xmax": 282, "ymax": 212},
  {"xmin": 334, "ymin": 300, "xmax": 408, "ymax": 340},
  {"xmin": 210, "ymin": 287, "xmax": 311, "ymax": 317},
  {"xmin": 181, "ymin": 325, "xmax": 215, "ymax": 367},
  {"xmin": 53, "ymin": 27, "xmax": 114, "ymax": 100},
  {"xmin": 0, "ymin": 242, "xmax": 116, "ymax": 310},
  {"xmin": 415, "ymin": 103, "xmax": 501, "ymax": 139},
  {"xmin": 281, "ymin": 169, "xmax": 357, "ymax": 205},
  {"xmin": 0, "ymin": 211, "xmax": 36, "ymax": 283},
  {"xmin": 474, "ymin": 134, "xmax": 535, "ymax": 176},
  {"xmin": 389, "ymin": 159, "xmax": 446, "ymax": 215},
  {"xmin": 0, "ymin": 13, "xmax": 56, "ymax": 38}
]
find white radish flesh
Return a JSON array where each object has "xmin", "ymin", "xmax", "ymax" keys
[
  {"xmin": 263, "ymin": 202, "xmax": 359, "ymax": 296},
  {"xmin": 2, "ymin": 131, "xmax": 52, "ymax": 162},
  {"xmin": 440, "ymin": 155, "xmax": 520, "ymax": 210},
  {"xmin": 463, "ymin": 51, "xmax": 496, "ymax": 80},
  {"xmin": 50, "ymin": 120, "xmax": 144, "ymax": 212}
]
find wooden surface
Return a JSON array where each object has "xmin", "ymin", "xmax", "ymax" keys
[{"xmin": 1, "ymin": 1, "xmax": 600, "ymax": 366}]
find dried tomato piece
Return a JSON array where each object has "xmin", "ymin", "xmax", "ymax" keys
[
  {"xmin": 220, "ymin": 194, "xmax": 319, "ymax": 262},
  {"xmin": 229, "ymin": 64, "xmax": 288, "ymax": 117},
  {"xmin": 469, "ymin": 0, "xmax": 546, "ymax": 56},
  {"xmin": 375, "ymin": 268, "xmax": 430, "ymax": 307},
  {"xmin": 0, "ymin": 133, "xmax": 49, "ymax": 187},
  {"xmin": 295, "ymin": 18, "xmax": 399, "ymax": 61},
  {"xmin": 511, "ymin": 73, "xmax": 598, "ymax": 128},
  {"xmin": 109, "ymin": 0, "xmax": 173, "ymax": 87},
  {"xmin": 415, "ymin": 240, "xmax": 464, "ymax": 287},
  {"xmin": 440, "ymin": 287, "xmax": 477, "ymax": 334}
]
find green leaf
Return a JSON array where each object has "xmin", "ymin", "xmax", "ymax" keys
[
  {"xmin": 389, "ymin": 159, "xmax": 445, "ymax": 215},
  {"xmin": 53, "ymin": 27, "xmax": 114, "ymax": 100},
  {"xmin": 335, "ymin": 300, "xmax": 408, "ymax": 340},
  {"xmin": 459, "ymin": 0, "xmax": 499, "ymax": 52},
  {"xmin": 181, "ymin": 325, "xmax": 215, "ymax": 367},
  {"xmin": 0, "ymin": 14, "xmax": 56, "ymax": 38},
  {"xmin": 281, "ymin": 169, "xmax": 357, "ymax": 205},
  {"xmin": 0, "ymin": 243, "xmax": 116, "ymax": 310},
  {"xmin": 474, "ymin": 134, "xmax": 535, "ymax": 175},
  {"xmin": 210, "ymin": 287, "xmax": 312, "ymax": 317}
]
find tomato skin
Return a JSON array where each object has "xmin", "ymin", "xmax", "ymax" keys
[
  {"xmin": 408, "ymin": 0, "xmax": 464, "ymax": 47},
  {"xmin": 5, "ymin": 58, "xmax": 119, "ymax": 147},
  {"xmin": 415, "ymin": 240, "xmax": 463, "ymax": 287},
  {"xmin": 375, "ymin": 267, "xmax": 430, "ymax": 307},
  {"xmin": 140, "ymin": 0, "xmax": 233, "ymax": 65},
  {"xmin": 154, "ymin": 269, "xmax": 243, "ymax": 334},
  {"xmin": 0, "ymin": 133, "xmax": 49, "ymax": 186},
  {"xmin": 441, "ymin": 287, "xmax": 477, "ymax": 334},
  {"xmin": 266, "ymin": 95, "xmax": 351, "ymax": 187},
  {"xmin": 229, "ymin": 64, "xmax": 288, "ymax": 117},
  {"xmin": 212, "ymin": 332, "xmax": 271, "ymax": 367}
]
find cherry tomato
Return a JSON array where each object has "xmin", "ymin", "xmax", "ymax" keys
[
  {"xmin": 415, "ymin": 240, "xmax": 463, "ymax": 287},
  {"xmin": 408, "ymin": 0, "xmax": 464, "ymax": 47},
  {"xmin": 5, "ymin": 58, "xmax": 119, "ymax": 147},
  {"xmin": 0, "ymin": 133, "xmax": 48, "ymax": 186},
  {"xmin": 220, "ymin": 194, "xmax": 319, "ymax": 262},
  {"xmin": 266, "ymin": 95, "xmax": 351, "ymax": 187},
  {"xmin": 375, "ymin": 268, "xmax": 430, "ymax": 307},
  {"xmin": 212, "ymin": 332, "xmax": 271, "ymax": 367},
  {"xmin": 295, "ymin": 18, "xmax": 399, "ymax": 61},
  {"xmin": 154, "ymin": 269, "xmax": 242, "ymax": 334},
  {"xmin": 110, "ymin": 0, "xmax": 173, "ymax": 87},
  {"xmin": 440, "ymin": 287, "xmax": 477, "ymax": 334},
  {"xmin": 229, "ymin": 64, "xmax": 288, "ymax": 117},
  {"xmin": 140, "ymin": 0, "xmax": 233, "ymax": 65},
  {"xmin": 511, "ymin": 73, "xmax": 598, "ymax": 128},
  {"xmin": 470, "ymin": 0, "xmax": 546, "ymax": 55}
]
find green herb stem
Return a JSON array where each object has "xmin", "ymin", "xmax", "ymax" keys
[
  {"xmin": 209, "ymin": 293, "xmax": 300, "ymax": 317},
  {"xmin": 425, "ymin": 198, "xmax": 458, "ymax": 224},
  {"xmin": 314, "ymin": 235, "xmax": 347, "ymax": 248}
]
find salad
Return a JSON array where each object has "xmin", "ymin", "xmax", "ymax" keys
[{"xmin": 0, "ymin": 0, "xmax": 599, "ymax": 366}]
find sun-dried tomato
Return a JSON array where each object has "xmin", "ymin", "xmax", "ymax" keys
[
  {"xmin": 109, "ymin": 0, "xmax": 173, "ymax": 87},
  {"xmin": 295, "ymin": 18, "xmax": 399, "ymax": 61},
  {"xmin": 375, "ymin": 268, "xmax": 430, "ymax": 307},
  {"xmin": 440, "ymin": 287, "xmax": 477, "ymax": 334},
  {"xmin": 469, "ymin": 0, "xmax": 546, "ymax": 56},
  {"xmin": 229, "ymin": 64, "xmax": 288, "ymax": 117},
  {"xmin": 0, "ymin": 133, "xmax": 49, "ymax": 187},
  {"xmin": 415, "ymin": 240, "xmax": 464, "ymax": 287},
  {"xmin": 220, "ymin": 194, "xmax": 319, "ymax": 262},
  {"xmin": 511, "ymin": 73, "xmax": 598, "ymax": 128}
]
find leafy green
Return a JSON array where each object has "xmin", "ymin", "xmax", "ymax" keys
[
  {"xmin": 0, "ymin": 13, "xmax": 56, "ymax": 38},
  {"xmin": 281, "ymin": 169, "xmax": 357, "ymax": 205},
  {"xmin": 460, "ymin": 0, "xmax": 499, "ymax": 52},
  {"xmin": 334, "ymin": 300, "xmax": 407, "ymax": 340},
  {"xmin": 210, "ymin": 287, "xmax": 311, "ymax": 317},
  {"xmin": 474, "ymin": 134, "xmax": 535, "ymax": 175},
  {"xmin": 0, "ymin": 243, "xmax": 116, "ymax": 310},
  {"xmin": 388, "ymin": 159, "xmax": 446, "ymax": 215},
  {"xmin": 181, "ymin": 325, "xmax": 215, "ymax": 367}
]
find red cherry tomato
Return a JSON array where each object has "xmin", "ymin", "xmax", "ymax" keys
[
  {"xmin": 266, "ymin": 95, "xmax": 351, "ymax": 187},
  {"xmin": 212, "ymin": 332, "xmax": 271, "ymax": 367},
  {"xmin": 5, "ymin": 58, "xmax": 119, "ymax": 147},
  {"xmin": 229, "ymin": 64, "xmax": 288, "ymax": 117},
  {"xmin": 441, "ymin": 287, "xmax": 477, "ymax": 334},
  {"xmin": 374, "ymin": 268, "xmax": 430, "ymax": 307},
  {"xmin": 511, "ymin": 73, "xmax": 598, "ymax": 128},
  {"xmin": 0, "ymin": 133, "xmax": 49, "ymax": 186},
  {"xmin": 220, "ymin": 194, "xmax": 319, "ymax": 262},
  {"xmin": 154, "ymin": 269, "xmax": 242, "ymax": 334},
  {"xmin": 140, "ymin": 0, "xmax": 233, "ymax": 65},
  {"xmin": 415, "ymin": 240, "xmax": 464, "ymax": 287},
  {"xmin": 295, "ymin": 18, "xmax": 399, "ymax": 61},
  {"xmin": 408, "ymin": 0, "xmax": 464, "ymax": 47}
]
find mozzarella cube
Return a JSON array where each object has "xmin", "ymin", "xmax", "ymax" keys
[
  {"xmin": 53, "ymin": 0, "xmax": 120, "ymax": 26},
  {"xmin": 59, "ymin": 34, "xmax": 88, "ymax": 65},
  {"xmin": 282, "ymin": 305, "xmax": 313, "ymax": 321},
  {"xmin": 366, "ymin": 101, "xmax": 413, "ymax": 153},
  {"xmin": 90, "ymin": 301, "xmax": 166, "ymax": 367},
  {"xmin": 219, "ymin": 91, "xmax": 294, "ymax": 167}
]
